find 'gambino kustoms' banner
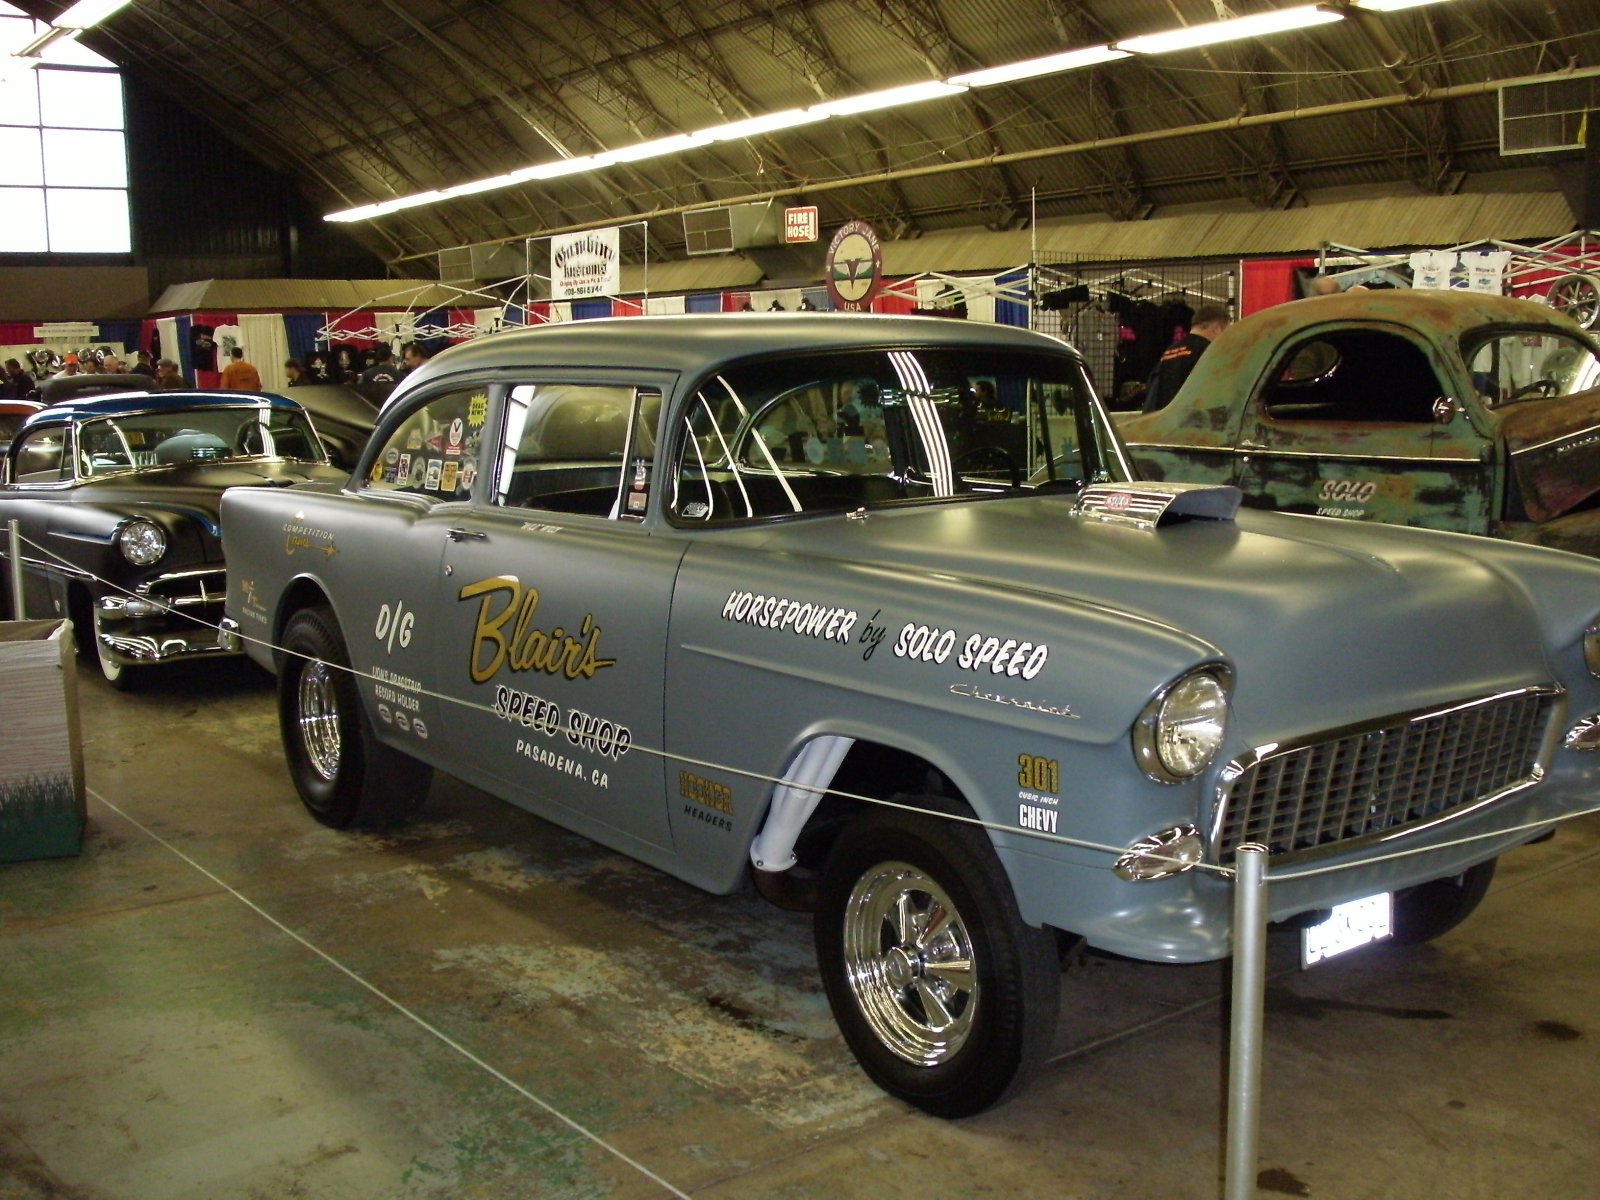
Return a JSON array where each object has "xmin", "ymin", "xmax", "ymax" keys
[{"xmin": 550, "ymin": 227, "xmax": 620, "ymax": 300}]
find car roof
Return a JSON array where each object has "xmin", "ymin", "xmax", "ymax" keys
[
  {"xmin": 1219, "ymin": 288, "xmax": 1594, "ymax": 347},
  {"xmin": 391, "ymin": 313, "xmax": 1080, "ymax": 404},
  {"xmin": 19, "ymin": 388, "xmax": 307, "ymax": 432}
]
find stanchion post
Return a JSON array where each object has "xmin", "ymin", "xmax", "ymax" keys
[
  {"xmin": 7, "ymin": 519, "xmax": 23, "ymax": 619},
  {"xmin": 1224, "ymin": 843, "xmax": 1269, "ymax": 1200}
]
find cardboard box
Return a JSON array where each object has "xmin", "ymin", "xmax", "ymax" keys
[{"xmin": 0, "ymin": 620, "xmax": 86, "ymax": 862}]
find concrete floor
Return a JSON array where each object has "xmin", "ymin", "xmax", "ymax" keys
[{"xmin": 2, "ymin": 658, "xmax": 1597, "ymax": 1200}]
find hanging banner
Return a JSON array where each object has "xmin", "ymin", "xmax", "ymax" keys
[
  {"xmin": 824, "ymin": 220, "xmax": 884, "ymax": 312},
  {"xmin": 551, "ymin": 227, "xmax": 621, "ymax": 300}
]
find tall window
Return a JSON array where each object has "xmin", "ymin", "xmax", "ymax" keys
[{"xmin": 0, "ymin": 2, "xmax": 130, "ymax": 254}]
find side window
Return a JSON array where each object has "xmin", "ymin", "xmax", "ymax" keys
[
  {"xmin": 1464, "ymin": 330, "xmax": 1600, "ymax": 406},
  {"xmin": 12, "ymin": 425, "xmax": 70, "ymax": 483},
  {"xmin": 493, "ymin": 384, "xmax": 658, "ymax": 519},
  {"xmin": 1260, "ymin": 330, "xmax": 1447, "ymax": 424},
  {"xmin": 363, "ymin": 388, "xmax": 486, "ymax": 499}
]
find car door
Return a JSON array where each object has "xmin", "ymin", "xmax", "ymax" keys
[
  {"xmin": 328, "ymin": 383, "xmax": 489, "ymax": 769},
  {"xmin": 1233, "ymin": 324, "xmax": 1494, "ymax": 533},
  {"xmin": 430, "ymin": 378, "xmax": 682, "ymax": 856},
  {"xmin": 3, "ymin": 421, "xmax": 76, "ymax": 619}
]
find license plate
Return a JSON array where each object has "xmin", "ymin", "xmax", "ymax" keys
[{"xmin": 1302, "ymin": 893, "xmax": 1392, "ymax": 968}]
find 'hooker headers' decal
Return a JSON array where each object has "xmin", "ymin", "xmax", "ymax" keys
[{"xmin": 459, "ymin": 575, "xmax": 614, "ymax": 684}]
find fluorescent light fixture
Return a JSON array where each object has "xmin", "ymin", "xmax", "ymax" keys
[
  {"xmin": 698, "ymin": 108, "xmax": 828, "ymax": 142},
  {"xmin": 949, "ymin": 45, "xmax": 1130, "ymax": 87},
  {"xmin": 17, "ymin": 24, "xmax": 79, "ymax": 57},
  {"xmin": 1356, "ymin": 0, "xmax": 1456, "ymax": 10},
  {"xmin": 53, "ymin": 0, "xmax": 134, "ymax": 30},
  {"xmin": 1117, "ymin": 5, "xmax": 1344, "ymax": 54},
  {"xmin": 592, "ymin": 132, "xmax": 710, "ymax": 165},
  {"xmin": 808, "ymin": 80, "xmax": 966, "ymax": 117}
]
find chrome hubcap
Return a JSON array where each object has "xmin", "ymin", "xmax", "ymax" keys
[
  {"xmin": 297, "ymin": 659, "xmax": 341, "ymax": 781},
  {"xmin": 841, "ymin": 862, "xmax": 978, "ymax": 1067}
]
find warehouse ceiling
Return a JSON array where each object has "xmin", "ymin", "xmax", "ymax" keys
[{"xmin": 27, "ymin": 0, "xmax": 1600, "ymax": 274}]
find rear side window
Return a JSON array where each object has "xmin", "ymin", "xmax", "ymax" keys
[
  {"xmin": 493, "ymin": 384, "xmax": 661, "ymax": 519},
  {"xmin": 1260, "ymin": 330, "xmax": 1447, "ymax": 423}
]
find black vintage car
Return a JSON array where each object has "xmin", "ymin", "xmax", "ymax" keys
[{"xmin": 0, "ymin": 387, "xmax": 349, "ymax": 687}]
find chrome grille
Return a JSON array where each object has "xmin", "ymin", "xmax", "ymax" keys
[
  {"xmin": 140, "ymin": 569, "xmax": 227, "ymax": 609},
  {"xmin": 1213, "ymin": 689, "xmax": 1558, "ymax": 864}
]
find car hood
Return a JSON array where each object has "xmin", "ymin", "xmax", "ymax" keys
[
  {"xmin": 1497, "ymin": 388, "xmax": 1600, "ymax": 524},
  {"xmin": 744, "ymin": 494, "xmax": 1578, "ymax": 737},
  {"xmin": 74, "ymin": 460, "xmax": 347, "ymax": 540}
]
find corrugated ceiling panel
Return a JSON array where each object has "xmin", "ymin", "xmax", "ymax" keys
[{"xmin": 879, "ymin": 192, "xmax": 1576, "ymax": 274}]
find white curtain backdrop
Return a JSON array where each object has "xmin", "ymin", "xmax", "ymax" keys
[
  {"xmin": 155, "ymin": 316, "xmax": 178, "ymax": 378},
  {"xmin": 239, "ymin": 313, "xmax": 291, "ymax": 393},
  {"xmin": 644, "ymin": 295, "xmax": 686, "ymax": 316}
]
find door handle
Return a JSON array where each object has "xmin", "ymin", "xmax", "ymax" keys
[
  {"xmin": 1237, "ymin": 440, "xmax": 1268, "ymax": 452},
  {"xmin": 446, "ymin": 527, "xmax": 487, "ymax": 542}
]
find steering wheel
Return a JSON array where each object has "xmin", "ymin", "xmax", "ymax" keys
[
  {"xmin": 1506, "ymin": 378, "xmax": 1558, "ymax": 403},
  {"xmin": 953, "ymin": 444, "xmax": 1022, "ymax": 488},
  {"xmin": 235, "ymin": 417, "xmax": 266, "ymax": 455}
]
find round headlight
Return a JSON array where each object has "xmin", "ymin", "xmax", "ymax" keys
[
  {"xmin": 1134, "ymin": 668, "xmax": 1231, "ymax": 784},
  {"xmin": 117, "ymin": 519, "xmax": 167, "ymax": 566},
  {"xmin": 1585, "ymin": 624, "xmax": 1600, "ymax": 678}
]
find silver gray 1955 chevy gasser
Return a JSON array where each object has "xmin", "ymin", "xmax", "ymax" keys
[{"xmin": 220, "ymin": 314, "xmax": 1600, "ymax": 1116}]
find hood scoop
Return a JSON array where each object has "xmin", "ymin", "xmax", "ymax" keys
[{"xmin": 1073, "ymin": 482, "xmax": 1243, "ymax": 530}]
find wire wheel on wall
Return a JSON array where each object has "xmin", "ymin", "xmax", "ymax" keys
[{"xmin": 1544, "ymin": 272, "xmax": 1600, "ymax": 329}]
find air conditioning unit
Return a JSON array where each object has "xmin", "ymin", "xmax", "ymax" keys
[
  {"xmin": 682, "ymin": 202, "xmax": 784, "ymax": 257},
  {"xmin": 437, "ymin": 243, "xmax": 526, "ymax": 282}
]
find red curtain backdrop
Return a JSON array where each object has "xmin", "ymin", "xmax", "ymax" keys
[{"xmin": 1239, "ymin": 257, "xmax": 1317, "ymax": 316}]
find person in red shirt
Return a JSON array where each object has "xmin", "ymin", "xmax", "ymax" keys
[{"xmin": 220, "ymin": 347, "xmax": 262, "ymax": 391}]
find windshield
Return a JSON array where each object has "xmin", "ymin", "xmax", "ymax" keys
[
  {"xmin": 671, "ymin": 346, "xmax": 1129, "ymax": 522},
  {"xmin": 77, "ymin": 405, "xmax": 327, "ymax": 475},
  {"xmin": 1464, "ymin": 328, "xmax": 1600, "ymax": 408}
]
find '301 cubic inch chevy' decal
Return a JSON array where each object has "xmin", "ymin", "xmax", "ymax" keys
[{"xmin": 459, "ymin": 575, "xmax": 615, "ymax": 684}]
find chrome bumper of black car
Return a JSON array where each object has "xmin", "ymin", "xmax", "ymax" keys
[{"xmin": 95, "ymin": 568, "xmax": 236, "ymax": 666}]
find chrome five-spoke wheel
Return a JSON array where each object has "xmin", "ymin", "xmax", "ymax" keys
[{"xmin": 842, "ymin": 862, "xmax": 978, "ymax": 1066}]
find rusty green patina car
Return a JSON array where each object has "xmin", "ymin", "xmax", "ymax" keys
[{"xmin": 1119, "ymin": 290, "xmax": 1600, "ymax": 556}]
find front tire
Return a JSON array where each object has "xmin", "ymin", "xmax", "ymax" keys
[
  {"xmin": 1390, "ymin": 858, "xmax": 1496, "ymax": 946},
  {"xmin": 815, "ymin": 798, "xmax": 1060, "ymax": 1117},
  {"xmin": 278, "ymin": 605, "xmax": 432, "ymax": 828}
]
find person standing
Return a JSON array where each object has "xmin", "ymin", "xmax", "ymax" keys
[
  {"xmin": 1141, "ymin": 305, "xmax": 1231, "ymax": 414},
  {"xmin": 355, "ymin": 344, "xmax": 403, "ymax": 404},
  {"xmin": 400, "ymin": 341, "xmax": 430, "ymax": 376},
  {"xmin": 220, "ymin": 346, "xmax": 262, "ymax": 391},
  {"xmin": 3, "ymin": 358, "xmax": 34, "ymax": 398},
  {"xmin": 154, "ymin": 359, "xmax": 188, "ymax": 390},
  {"xmin": 284, "ymin": 359, "xmax": 312, "ymax": 386}
]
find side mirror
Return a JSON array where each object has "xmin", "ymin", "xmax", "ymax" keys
[{"xmin": 1431, "ymin": 396, "xmax": 1459, "ymax": 425}]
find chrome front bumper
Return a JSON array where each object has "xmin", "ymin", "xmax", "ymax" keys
[{"xmin": 95, "ymin": 568, "xmax": 237, "ymax": 666}]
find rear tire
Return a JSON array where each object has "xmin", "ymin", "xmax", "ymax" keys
[
  {"xmin": 278, "ymin": 605, "xmax": 431, "ymax": 828},
  {"xmin": 1391, "ymin": 858, "xmax": 1496, "ymax": 946},
  {"xmin": 815, "ymin": 797, "xmax": 1060, "ymax": 1117}
]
